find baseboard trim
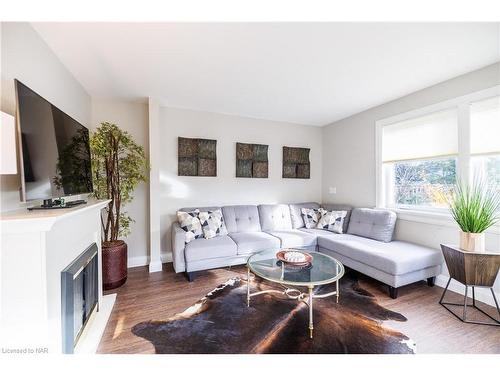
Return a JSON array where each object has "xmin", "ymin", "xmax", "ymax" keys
[
  {"xmin": 149, "ymin": 261, "xmax": 162, "ymax": 273},
  {"xmin": 127, "ymin": 253, "xmax": 173, "ymax": 269},
  {"xmin": 435, "ymin": 274, "xmax": 500, "ymax": 308},
  {"xmin": 127, "ymin": 255, "xmax": 149, "ymax": 268},
  {"xmin": 162, "ymin": 252, "xmax": 173, "ymax": 263}
]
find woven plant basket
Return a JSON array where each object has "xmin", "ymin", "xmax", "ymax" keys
[{"xmin": 102, "ymin": 240, "xmax": 128, "ymax": 290}]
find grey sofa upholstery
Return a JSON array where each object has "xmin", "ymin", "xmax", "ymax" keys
[
  {"xmin": 173, "ymin": 206, "xmax": 243, "ymax": 275},
  {"xmin": 289, "ymin": 202, "xmax": 321, "ymax": 229},
  {"xmin": 223, "ymin": 205, "xmax": 280, "ymax": 255},
  {"xmin": 257, "ymin": 204, "xmax": 317, "ymax": 251},
  {"xmin": 347, "ymin": 208, "xmax": 397, "ymax": 243},
  {"xmin": 318, "ymin": 235, "xmax": 442, "ymax": 287},
  {"xmin": 171, "ymin": 203, "xmax": 443, "ymax": 297}
]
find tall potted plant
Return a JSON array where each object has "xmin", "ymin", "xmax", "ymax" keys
[
  {"xmin": 448, "ymin": 179, "xmax": 500, "ymax": 252},
  {"xmin": 90, "ymin": 122, "xmax": 149, "ymax": 289}
]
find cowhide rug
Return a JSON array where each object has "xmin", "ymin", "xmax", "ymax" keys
[{"xmin": 132, "ymin": 271, "xmax": 416, "ymax": 354}]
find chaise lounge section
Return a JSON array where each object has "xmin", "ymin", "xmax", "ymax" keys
[{"xmin": 171, "ymin": 202, "xmax": 443, "ymax": 297}]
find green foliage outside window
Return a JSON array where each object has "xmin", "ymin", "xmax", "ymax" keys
[{"xmin": 393, "ymin": 158, "xmax": 456, "ymax": 207}]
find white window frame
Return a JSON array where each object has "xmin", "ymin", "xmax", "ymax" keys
[{"xmin": 375, "ymin": 85, "xmax": 500, "ymax": 230}]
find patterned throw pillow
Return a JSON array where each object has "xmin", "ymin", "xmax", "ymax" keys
[
  {"xmin": 198, "ymin": 209, "xmax": 228, "ymax": 239},
  {"xmin": 177, "ymin": 209, "xmax": 203, "ymax": 243},
  {"xmin": 301, "ymin": 207, "xmax": 325, "ymax": 229},
  {"xmin": 316, "ymin": 210, "xmax": 347, "ymax": 234}
]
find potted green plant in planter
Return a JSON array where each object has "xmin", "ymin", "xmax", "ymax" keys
[
  {"xmin": 448, "ymin": 179, "xmax": 500, "ymax": 252},
  {"xmin": 90, "ymin": 122, "xmax": 149, "ymax": 290}
]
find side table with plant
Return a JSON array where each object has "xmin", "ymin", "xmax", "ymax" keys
[
  {"xmin": 448, "ymin": 180, "xmax": 500, "ymax": 252},
  {"xmin": 91, "ymin": 122, "xmax": 149, "ymax": 290}
]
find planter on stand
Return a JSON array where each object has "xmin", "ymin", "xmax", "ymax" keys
[{"xmin": 459, "ymin": 230, "xmax": 485, "ymax": 252}]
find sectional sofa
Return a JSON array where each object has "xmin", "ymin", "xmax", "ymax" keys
[{"xmin": 172, "ymin": 202, "xmax": 443, "ymax": 298}]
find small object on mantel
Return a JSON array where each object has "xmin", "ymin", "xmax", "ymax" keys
[{"xmin": 439, "ymin": 244, "xmax": 500, "ymax": 326}]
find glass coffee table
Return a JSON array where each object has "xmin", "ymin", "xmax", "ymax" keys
[{"xmin": 246, "ymin": 249, "xmax": 344, "ymax": 338}]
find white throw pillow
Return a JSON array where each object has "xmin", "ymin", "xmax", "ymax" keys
[
  {"xmin": 177, "ymin": 209, "xmax": 203, "ymax": 243},
  {"xmin": 198, "ymin": 209, "xmax": 228, "ymax": 239},
  {"xmin": 316, "ymin": 210, "xmax": 347, "ymax": 234},
  {"xmin": 301, "ymin": 207, "xmax": 325, "ymax": 229}
]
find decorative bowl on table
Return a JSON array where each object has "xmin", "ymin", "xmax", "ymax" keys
[{"xmin": 276, "ymin": 250, "xmax": 312, "ymax": 266}]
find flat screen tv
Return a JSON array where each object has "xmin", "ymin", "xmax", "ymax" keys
[{"xmin": 15, "ymin": 80, "xmax": 93, "ymax": 202}]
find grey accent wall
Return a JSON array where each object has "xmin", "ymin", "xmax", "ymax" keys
[
  {"xmin": 321, "ymin": 62, "xmax": 500, "ymax": 293},
  {"xmin": 322, "ymin": 62, "xmax": 500, "ymax": 207}
]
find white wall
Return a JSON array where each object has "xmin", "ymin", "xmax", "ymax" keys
[
  {"xmin": 90, "ymin": 99, "xmax": 150, "ymax": 267},
  {"xmin": 322, "ymin": 62, "xmax": 500, "ymax": 296},
  {"xmin": 0, "ymin": 22, "xmax": 91, "ymax": 212},
  {"xmin": 159, "ymin": 107, "xmax": 323, "ymax": 258},
  {"xmin": 0, "ymin": 23, "xmax": 150, "ymax": 267}
]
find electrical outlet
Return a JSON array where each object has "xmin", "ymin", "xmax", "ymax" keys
[{"xmin": 329, "ymin": 187, "xmax": 337, "ymax": 194}]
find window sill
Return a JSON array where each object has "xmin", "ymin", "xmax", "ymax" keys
[{"xmin": 382, "ymin": 207, "xmax": 500, "ymax": 235}]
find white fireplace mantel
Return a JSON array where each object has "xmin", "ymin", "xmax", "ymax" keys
[{"xmin": 0, "ymin": 199, "xmax": 115, "ymax": 354}]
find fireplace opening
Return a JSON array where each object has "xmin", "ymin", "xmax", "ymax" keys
[{"xmin": 61, "ymin": 243, "xmax": 99, "ymax": 354}]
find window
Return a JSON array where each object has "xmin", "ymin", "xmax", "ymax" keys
[
  {"xmin": 471, "ymin": 155, "xmax": 500, "ymax": 188},
  {"xmin": 470, "ymin": 96, "xmax": 500, "ymax": 190},
  {"xmin": 383, "ymin": 158, "xmax": 456, "ymax": 208},
  {"xmin": 376, "ymin": 87, "xmax": 500, "ymax": 213},
  {"xmin": 381, "ymin": 109, "xmax": 458, "ymax": 210}
]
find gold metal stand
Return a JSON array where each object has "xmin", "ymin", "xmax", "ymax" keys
[{"xmin": 246, "ymin": 263, "xmax": 340, "ymax": 339}]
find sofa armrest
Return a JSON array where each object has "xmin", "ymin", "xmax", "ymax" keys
[{"xmin": 171, "ymin": 222, "xmax": 187, "ymax": 273}]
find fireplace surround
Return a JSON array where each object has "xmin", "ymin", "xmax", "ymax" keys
[{"xmin": 1, "ymin": 199, "xmax": 114, "ymax": 353}]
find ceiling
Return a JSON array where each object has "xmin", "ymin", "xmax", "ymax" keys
[{"xmin": 32, "ymin": 22, "xmax": 500, "ymax": 126}]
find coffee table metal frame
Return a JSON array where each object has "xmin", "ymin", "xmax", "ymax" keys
[{"xmin": 246, "ymin": 251, "xmax": 344, "ymax": 338}]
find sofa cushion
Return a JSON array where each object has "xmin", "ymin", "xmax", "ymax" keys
[
  {"xmin": 222, "ymin": 205, "xmax": 261, "ymax": 233},
  {"xmin": 289, "ymin": 202, "xmax": 320, "ymax": 229},
  {"xmin": 301, "ymin": 207, "xmax": 325, "ymax": 229},
  {"xmin": 184, "ymin": 235, "xmax": 237, "ymax": 262},
  {"xmin": 317, "ymin": 210, "xmax": 347, "ymax": 234},
  {"xmin": 266, "ymin": 229, "xmax": 317, "ymax": 248},
  {"xmin": 299, "ymin": 228, "xmax": 337, "ymax": 237},
  {"xmin": 228, "ymin": 232, "xmax": 281, "ymax": 255},
  {"xmin": 198, "ymin": 209, "xmax": 228, "ymax": 239},
  {"xmin": 321, "ymin": 204, "xmax": 353, "ymax": 233},
  {"xmin": 177, "ymin": 209, "xmax": 203, "ymax": 243},
  {"xmin": 180, "ymin": 206, "xmax": 221, "ymax": 213},
  {"xmin": 318, "ymin": 234, "xmax": 442, "ymax": 275},
  {"xmin": 258, "ymin": 204, "xmax": 293, "ymax": 231},
  {"xmin": 179, "ymin": 206, "xmax": 222, "ymax": 241},
  {"xmin": 347, "ymin": 208, "xmax": 396, "ymax": 243}
]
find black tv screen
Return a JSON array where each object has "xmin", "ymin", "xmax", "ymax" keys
[{"xmin": 15, "ymin": 80, "xmax": 93, "ymax": 201}]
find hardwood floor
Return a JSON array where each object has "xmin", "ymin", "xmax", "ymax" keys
[{"xmin": 97, "ymin": 264, "xmax": 500, "ymax": 354}]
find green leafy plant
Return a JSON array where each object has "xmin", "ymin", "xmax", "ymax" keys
[
  {"xmin": 448, "ymin": 179, "xmax": 500, "ymax": 233},
  {"xmin": 90, "ymin": 122, "xmax": 149, "ymax": 243}
]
